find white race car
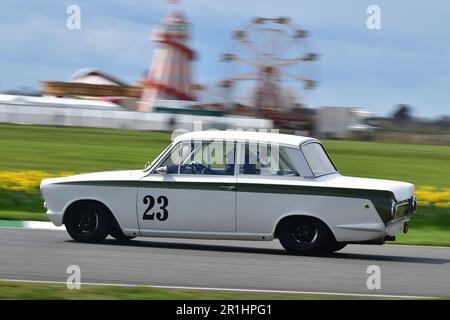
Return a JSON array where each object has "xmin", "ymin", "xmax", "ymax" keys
[{"xmin": 40, "ymin": 131, "xmax": 417, "ymax": 255}]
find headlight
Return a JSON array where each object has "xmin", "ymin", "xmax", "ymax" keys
[{"xmin": 411, "ymin": 195, "xmax": 418, "ymax": 214}]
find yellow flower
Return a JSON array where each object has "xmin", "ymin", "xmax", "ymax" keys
[
  {"xmin": 0, "ymin": 171, "xmax": 74, "ymax": 194},
  {"xmin": 415, "ymin": 186, "xmax": 450, "ymax": 207}
]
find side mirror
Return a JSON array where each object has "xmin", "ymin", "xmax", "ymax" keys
[
  {"xmin": 155, "ymin": 166, "xmax": 168, "ymax": 175},
  {"xmin": 143, "ymin": 161, "xmax": 153, "ymax": 170}
]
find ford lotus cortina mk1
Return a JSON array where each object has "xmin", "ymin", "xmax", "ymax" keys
[{"xmin": 40, "ymin": 131, "xmax": 417, "ymax": 255}]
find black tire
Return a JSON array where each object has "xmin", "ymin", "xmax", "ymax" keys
[
  {"xmin": 109, "ymin": 221, "xmax": 136, "ymax": 242},
  {"xmin": 330, "ymin": 242, "xmax": 347, "ymax": 252},
  {"xmin": 65, "ymin": 202, "xmax": 110, "ymax": 243},
  {"xmin": 278, "ymin": 216, "xmax": 334, "ymax": 255}
]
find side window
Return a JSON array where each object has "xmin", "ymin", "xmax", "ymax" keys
[
  {"xmin": 157, "ymin": 140, "xmax": 236, "ymax": 176},
  {"xmin": 238, "ymin": 143, "xmax": 300, "ymax": 177},
  {"xmin": 179, "ymin": 140, "xmax": 235, "ymax": 176}
]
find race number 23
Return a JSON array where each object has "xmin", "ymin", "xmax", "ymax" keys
[{"xmin": 142, "ymin": 195, "xmax": 168, "ymax": 221}]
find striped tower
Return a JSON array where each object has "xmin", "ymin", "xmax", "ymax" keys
[{"xmin": 138, "ymin": 11, "xmax": 196, "ymax": 112}]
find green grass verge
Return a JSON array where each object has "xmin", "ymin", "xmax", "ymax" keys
[
  {"xmin": 322, "ymin": 140, "xmax": 450, "ymax": 189},
  {"xmin": 0, "ymin": 210, "xmax": 49, "ymax": 221},
  {"xmin": 0, "ymin": 124, "xmax": 171, "ymax": 173},
  {"xmin": 0, "ymin": 281, "xmax": 365, "ymax": 300},
  {"xmin": 392, "ymin": 228, "xmax": 450, "ymax": 247},
  {"xmin": 0, "ymin": 190, "xmax": 45, "ymax": 213},
  {"xmin": 389, "ymin": 205, "xmax": 450, "ymax": 247}
]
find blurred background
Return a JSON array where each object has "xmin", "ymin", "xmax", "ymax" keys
[
  {"xmin": 0, "ymin": 0, "xmax": 449, "ymax": 245},
  {"xmin": 0, "ymin": 0, "xmax": 449, "ymax": 137}
]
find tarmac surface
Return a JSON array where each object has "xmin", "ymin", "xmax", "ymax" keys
[{"xmin": 1, "ymin": 228, "xmax": 449, "ymax": 298}]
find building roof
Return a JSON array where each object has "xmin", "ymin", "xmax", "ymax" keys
[
  {"xmin": 174, "ymin": 130, "xmax": 317, "ymax": 147},
  {"xmin": 0, "ymin": 94, "xmax": 125, "ymax": 110},
  {"xmin": 68, "ymin": 68, "xmax": 129, "ymax": 86}
]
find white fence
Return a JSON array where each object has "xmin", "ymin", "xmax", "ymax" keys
[{"xmin": 0, "ymin": 104, "xmax": 272, "ymax": 132}]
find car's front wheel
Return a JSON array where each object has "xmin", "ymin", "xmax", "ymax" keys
[
  {"xmin": 65, "ymin": 202, "xmax": 110, "ymax": 243},
  {"xmin": 109, "ymin": 220, "xmax": 136, "ymax": 242},
  {"xmin": 278, "ymin": 216, "xmax": 334, "ymax": 255},
  {"xmin": 330, "ymin": 242, "xmax": 347, "ymax": 252}
]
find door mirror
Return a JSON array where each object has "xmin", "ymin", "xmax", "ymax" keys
[
  {"xmin": 155, "ymin": 166, "xmax": 168, "ymax": 175},
  {"xmin": 143, "ymin": 161, "xmax": 153, "ymax": 170}
]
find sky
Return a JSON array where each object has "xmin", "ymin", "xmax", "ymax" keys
[{"xmin": 0, "ymin": 0, "xmax": 449, "ymax": 118}]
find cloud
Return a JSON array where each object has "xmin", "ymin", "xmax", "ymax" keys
[{"xmin": 0, "ymin": 3, "xmax": 158, "ymax": 86}]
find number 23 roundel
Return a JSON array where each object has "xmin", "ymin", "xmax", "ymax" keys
[{"xmin": 142, "ymin": 195, "xmax": 168, "ymax": 221}]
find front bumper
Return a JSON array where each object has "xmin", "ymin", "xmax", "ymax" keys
[{"xmin": 386, "ymin": 217, "xmax": 409, "ymax": 237}]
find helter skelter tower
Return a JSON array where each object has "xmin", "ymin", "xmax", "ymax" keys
[{"xmin": 138, "ymin": 10, "xmax": 196, "ymax": 112}]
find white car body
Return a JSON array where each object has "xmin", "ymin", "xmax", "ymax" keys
[{"xmin": 41, "ymin": 131, "xmax": 417, "ymax": 251}]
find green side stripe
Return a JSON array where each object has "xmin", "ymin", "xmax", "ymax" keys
[
  {"xmin": 56, "ymin": 180, "xmax": 395, "ymax": 224},
  {"xmin": 238, "ymin": 184, "xmax": 394, "ymax": 224},
  {"xmin": 58, "ymin": 181, "xmax": 138, "ymax": 188}
]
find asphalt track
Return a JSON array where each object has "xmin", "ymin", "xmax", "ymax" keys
[{"xmin": 1, "ymin": 228, "xmax": 450, "ymax": 298}]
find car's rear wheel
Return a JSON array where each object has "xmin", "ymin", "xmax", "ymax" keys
[
  {"xmin": 65, "ymin": 202, "xmax": 110, "ymax": 243},
  {"xmin": 278, "ymin": 216, "xmax": 334, "ymax": 255}
]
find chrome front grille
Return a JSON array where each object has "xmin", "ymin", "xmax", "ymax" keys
[{"xmin": 395, "ymin": 201, "xmax": 410, "ymax": 219}]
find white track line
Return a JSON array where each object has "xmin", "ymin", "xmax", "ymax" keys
[
  {"xmin": 0, "ymin": 278, "xmax": 438, "ymax": 299},
  {"xmin": 23, "ymin": 221, "xmax": 66, "ymax": 231}
]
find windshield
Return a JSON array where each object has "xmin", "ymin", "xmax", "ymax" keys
[
  {"xmin": 144, "ymin": 143, "xmax": 173, "ymax": 171},
  {"xmin": 301, "ymin": 142, "xmax": 337, "ymax": 177}
]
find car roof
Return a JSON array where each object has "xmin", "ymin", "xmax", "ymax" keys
[{"xmin": 173, "ymin": 130, "xmax": 318, "ymax": 147}]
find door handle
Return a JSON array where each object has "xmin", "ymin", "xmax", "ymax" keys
[{"xmin": 220, "ymin": 185, "xmax": 236, "ymax": 191}]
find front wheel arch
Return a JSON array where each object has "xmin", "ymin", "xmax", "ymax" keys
[
  {"xmin": 275, "ymin": 215, "xmax": 338, "ymax": 255},
  {"xmin": 63, "ymin": 199, "xmax": 116, "ymax": 225},
  {"xmin": 63, "ymin": 200, "xmax": 134, "ymax": 241}
]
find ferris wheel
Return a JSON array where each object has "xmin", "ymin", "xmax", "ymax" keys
[{"xmin": 220, "ymin": 17, "xmax": 319, "ymax": 110}]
